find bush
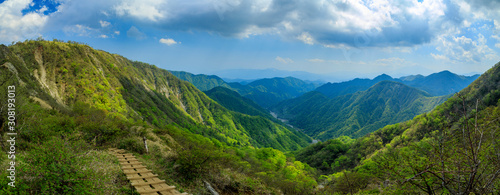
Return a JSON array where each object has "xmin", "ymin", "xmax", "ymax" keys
[{"xmin": 118, "ymin": 137, "xmax": 146, "ymax": 154}]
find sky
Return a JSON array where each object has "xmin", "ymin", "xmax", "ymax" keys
[{"xmin": 1, "ymin": 0, "xmax": 500, "ymax": 82}]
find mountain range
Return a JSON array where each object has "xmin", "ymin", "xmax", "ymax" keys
[
  {"xmin": 0, "ymin": 41, "xmax": 310, "ymax": 151},
  {"xmin": 2, "ymin": 39, "xmax": 498, "ymax": 194},
  {"xmin": 293, "ymin": 62, "xmax": 500, "ymax": 194},
  {"xmin": 272, "ymin": 81, "xmax": 450, "ymax": 140},
  {"xmin": 170, "ymin": 70, "xmax": 321, "ymax": 108},
  {"xmin": 316, "ymin": 71, "xmax": 479, "ymax": 98}
]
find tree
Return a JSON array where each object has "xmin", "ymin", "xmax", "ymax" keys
[{"xmin": 374, "ymin": 95, "xmax": 500, "ymax": 194}]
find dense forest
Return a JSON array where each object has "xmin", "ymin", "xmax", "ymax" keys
[
  {"xmin": 0, "ymin": 39, "xmax": 499, "ymax": 194},
  {"xmin": 272, "ymin": 81, "xmax": 450, "ymax": 140}
]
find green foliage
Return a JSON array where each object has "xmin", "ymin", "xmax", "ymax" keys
[
  {"xmin": 294, "ymin": 137, "xmax": 353, "ymax": 174},
  {"xmin": 169, "ymin": 71, "xmax": 233, "ymax": 92},
  {"xmin": 272, "ymin": 81, "xmax": 449, "ymax": 140},
  {"xmin": 204, "ymin": 86, "xmax": 273, "ymax": 119},
  {"xmin": 0, "ymin": 40, "xmax": 320, "ymax": 194}
]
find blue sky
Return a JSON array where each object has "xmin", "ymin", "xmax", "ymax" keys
[{"xmin": 1, "ymin": 0, "xmax": 500, "ymax": 81}]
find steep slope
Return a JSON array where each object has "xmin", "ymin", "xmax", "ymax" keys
[
  {"xmin": 169, "ymin": 71, "xmax": 232, "ymax": 91},
  {"xmin": 0, "ymin": 40, "xmax": 319, "ymax": 194},
  {"xmin": 302, "ymin": 62, "xmax": 500, "ymax": 194},
  {"xmin": 204, "ymin": 86, "xmax": 273, "ymax": 119},
  {"xmin": 0, "ymin": 40, "xmax": 310, "ymax": 151},
  {"xmin": 272, "ymin": 81, "xmax": 449, "ymax": 140}
]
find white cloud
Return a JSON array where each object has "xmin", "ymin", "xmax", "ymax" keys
[
  {"xmin": 492, "ymin": 35, "xmax": 500, "ymax": 48},
  {"xmin": 99, "ymin": 20, "xmax": 110, "ymax": 27},
  {"xmin": 433, "ymin": 33, "xmax": 498, "ymax": 62},
  {"xmin": 114, "ymin": 0, "xmax": 165, "ymax": 21},
  {"xmin": 308, "ymin": 58, "xmax": 325, "ymax": 63},
  {"xmin": 99, "ymin": 34, "xmax": 108, "ymax": 38},
  {"xmin": 114, "ymin": 31, "xmax": 120, "ymax": 35},
  {"xmin": 275, "ymin": 56, "xmax": 293, "ymax": 64},
  {"xmin": 0, "ymin": 0, "xmax": 49, "ymax": 42},
  {"xmin": 431, "ymin": 53, "xmax": 448, "ymax": 60},
  {"xmin": 159, "ymin": 38, "xmax": 179, "ymax": 46},
  {"xmin": 297, "ymin": 32, "xmax": 314, "ymax": 45}
]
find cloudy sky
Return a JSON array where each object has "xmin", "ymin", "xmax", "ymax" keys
[{"xmin": 1, "ymin": 0, "xmax": 500, "ymax": 81}]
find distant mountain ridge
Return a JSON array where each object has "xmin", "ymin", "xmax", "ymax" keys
[
  {"xmin": 170, "ymin": 70, "xmax": 322, "ymax": 108},
  {"xmin": 169, "ymin": 71, "xmax": 232, "ymax": 91},
  {"xmin": 272, "ymin": 81, "xmax": 450, "ymax": 140},
  {"xmin": 231, "ymin": 77, "xmax": 321, "ymax": 108},
  {"xmin": 316, "ymin": 71, "xmax": 480, "ymax": 98},
  {"xmin": 211, "ymin": 68, "xmax": 330, "ymax": 82},
  {"xmin": 400, "ymin": 70, "xmax": 480, "ymax": 96}
]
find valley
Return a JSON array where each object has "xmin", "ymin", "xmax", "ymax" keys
[{"xmin": 0, "ymin": 40, "xmax": 498, "ymax": 194}]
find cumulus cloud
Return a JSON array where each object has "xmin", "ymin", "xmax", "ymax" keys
[
  {"xmin": 159, "ymin": 38, "xmax": 178, "ymax": 46},
  {"xmin": 123, "ymin": 0, "xmax": 473, "ymax": 48},
  {"xmin": 492, "ymin": 35, "xmax": 500, "ymax": 48},
  {"xmin": 114, "ymin": 0, "xmax": 165, "ymax": 21},
  {"xmin": 275, "ymin": 56, "xmax": 293, "ymax": 64},
  {"xmin": 433, "ymin": 34, "xmax": 497, "ymax": 62},
  {"xmin": 99, "ymin": 20, "xmax": 110, "ymax": 27},
  {"xmin": 0, "ymin": 0, "xmax": 49, "ymax": 42},
  {"xmin": 3, "ymin": 0, "xmax": 500, "ymax": 54}
]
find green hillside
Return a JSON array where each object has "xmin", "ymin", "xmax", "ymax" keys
[
  {"xmin": 169, "ymin": 71, "xmax": 232, "ymax": 92},
  {"xmin": 294, "ymin": 62, "xmax": 500, "ymax": 194},
  {"xmin": 204, "ymin": 86, "xmax": 273, "ymax": 119},
  {"xmin": 0, "ymin": 40, "xmax": 317, "ymax": 194},
  {"xmin": 272, "ymin": 81, "xmax": 449, "ymax": 140},
  {"xmin": 171, "ymin": 71, "xmax": 321, "ymax": 109}
]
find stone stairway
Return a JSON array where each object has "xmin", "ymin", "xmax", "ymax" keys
[{"xmin": 109, "ymin": 148, "xmax": 189, "ymax": 195}]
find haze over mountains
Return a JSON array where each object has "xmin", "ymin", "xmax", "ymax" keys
[
  {"xmin": 1, "ymin": 40, "xmax": 499, "ymax": 194},
  {"xmin": 172, "ymin": 66, "xmax": 479, "ymax": 141},
  {"xmin": 272, "ymin": 81, "xmax": 450, "ymax": 140}
]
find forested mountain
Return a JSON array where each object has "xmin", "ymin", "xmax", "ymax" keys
[
  {"xmin": 231, "ymin": 77, "xmax": 321, "ymax": 108},
  {"xmin": 204, "ymin": 86, "xmax": 273, "ymax": 120},
  {"xmin": 169, "ymin": 71, "xmax": 232, "ymax": 91},
  {"xmin": 293, "ymin": 62, "xmax": 500, "ymax": 194},
  {"xmin": 272, "ymin": 81, "xmax": 449, "ymax": 140},
  {"xmin": 316, "ymin": 71, "xmax": 478, "ymax": 98},
  {"xmin": 315, "ymin": 74, "xmax": 395, "ymax": 98},
  {"xmin": 0, "ymin": 40, "xmax": 317, "ymax": 194},
  {"xmin": 172, "ymin": 70, "xmax": 321, "ymax": 109},
  {"xmin": 400, "ymin": 70, "xmax": 480, "ymax": 96}
]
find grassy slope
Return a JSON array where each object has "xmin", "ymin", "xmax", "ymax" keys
[
  {"xmin": 1, "ymin": 40, "xmax": 310, "ymax": 151},
  {"xmin": 0, "ymin": 40, "xmax": 317, "ymax": 194}
]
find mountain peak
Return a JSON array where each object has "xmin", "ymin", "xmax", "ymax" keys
[{"xmin": 373, "ymin": 74, "xmax": 393, "ymax": 81}]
